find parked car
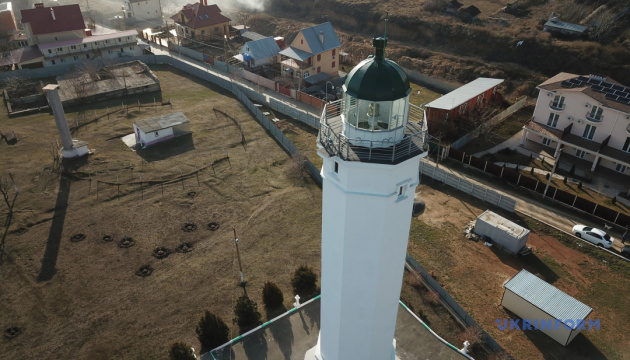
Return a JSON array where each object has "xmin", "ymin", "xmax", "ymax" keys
[
  {"xmin": 571, "ymin": 225, "xmax": 614, "ymax": 248},
  {"xmin": 621, "ymin": 245, "xmax": 630, "ymax": 258}
]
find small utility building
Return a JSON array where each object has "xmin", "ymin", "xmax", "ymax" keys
[
  {"xmin": 133, "ymin": 112, "xmax": 191, "ymax": 149},
  {"xmin": 502, "ymin": 269, "xmax": 593, "ymax": 346},
  {"xmin": 474, "ymin": 210, "xmax": 529, "ymax": 255}
]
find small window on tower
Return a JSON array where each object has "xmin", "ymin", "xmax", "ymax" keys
[{"xmin": 334, "ymin": 161, "xmax": 339, "ymax": 173}]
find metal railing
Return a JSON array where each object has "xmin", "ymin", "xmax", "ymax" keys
[
  {"xmin": 549, "ymin": 100, "xmax": 565, "ymax": 111},
  {"xmin": 585, "ymin": 111, "xmax": 603, "ymax": 123},
  {"xmin": 318, "ymin": 100, "xmax": 428, "ymax": 163}
]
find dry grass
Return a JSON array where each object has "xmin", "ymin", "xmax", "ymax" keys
[{"xmin": 0, "ymin": 65, "xmax": 322, "ymax": 359}]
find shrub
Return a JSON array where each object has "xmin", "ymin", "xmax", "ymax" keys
[
  {"xmin": 291, "ymin": 265, "xmax": 318, "ymax": 299},
  {"xmin": 262, "ymin": 281, "xmax": 284, "ymax": 309},
  {"xmin": 233, "ymin": 295, "xmax": 262, "ymax": 330},
  {"xmin": 460, "ymin": 325, "xmax": 485, "ymax": 351},
  {"xmin": 196, "ymin": 311, "xmax": 229, "ymax": 353},
  {"xmin": 578, "ymin": 181, "xmax": 583, "ymax": 190},
  {"xmin": 169, "ymin": 342, "xmax": 196, "ymax": 360},
  {"xmin": 425, "ymin": 290, "xmax": 441, "ymax": 306}
]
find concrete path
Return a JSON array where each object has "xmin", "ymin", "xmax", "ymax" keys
[{"xmin": 429, "ymin": 158, "xmax": 627, "ymax": 254}]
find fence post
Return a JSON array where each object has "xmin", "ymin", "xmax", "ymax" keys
[
  {"xmin": 517, "ymin": 173, "xmax": 521, "ymax": 185},
  {"xmin": 614, "ymin": 212, "xmax": 620, "ymax": 224},
  {"xmin": 534, "ymin": 181, "xmax": 539, "ymax": 192},
  {"xmin": 572, "ymin": 195, "xmax": 577, "ymax": 207},
  {"xmin": 468, "ymin": 155, "xmax": 472, "ymax": 166},
  {"xmin": 483, "ymin": 161, "xmax": 487, "ymax": 172},
  {"xmin": 592, "ymin": 204, "xmax": 598, "ymax": 215},
  {"xmin": 462, "ymin": 152, "xmax": 465, "ymax": 163},
  {"xmin": 500, "ymin": 167, "xmax": 504, "ymax": 178}
]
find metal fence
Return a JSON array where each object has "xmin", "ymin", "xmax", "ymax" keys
[
  {"xmin": 406, "ymin": 255, "xmax": 505, "ymax": 354},
  {"xmin": 419, "ymin": 160, "xmax": 517, "ymax": 212}
]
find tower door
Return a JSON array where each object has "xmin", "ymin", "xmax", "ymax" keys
[{"xmin": 317, "ymin": 66, "xmax": 321, "ymax": 73}]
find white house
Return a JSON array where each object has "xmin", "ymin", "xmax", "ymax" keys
[
  {"xmin": 38, "ymin": 30, "xmax": 142, "ymax": 67},
  {"xmin": 501, "ymin": 269, "xmax": 593, "ymax": 346},
  {"xmin": 235, "ymin": 36, "xmax": 280, "ymax": 68},
  {"xmin": 134, "ymin": 112, "xmax": 191, "ymax": 148},
  {"xmin": 521, "ymin": 72, "xmax": 630, "ymax": 176},
  {"xmin": 124, "ymin": 0, "xmax": 163, "ymax": 25}
]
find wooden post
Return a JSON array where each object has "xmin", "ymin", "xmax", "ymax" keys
[{"xmin": 572, "ymin": 195, "xmax": 577, "ymax": 207}]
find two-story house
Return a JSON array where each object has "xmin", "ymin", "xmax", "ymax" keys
[
  {"xmin": 279, "ymin": 22, "xmax": 341, "ymax": 81},
  {"xmin": 123, "ymin": 0, "xmax": 163, "ymax": 25},
  {"xmin": 38, "ymin": 30, "xmax": 142, "ymax": 67},
  {"xmin": 521, "ymin": 72, "xmax": 630, "ymax": 176},
  {"xmin": 171, "ymin": 1, "xmax": 230, "ymax": 40},
  {"xmin": 21, "ymin": 4, "xmax": 87, "ymax": 46},
  {"xmin": 0, "ymin": 2, "xmax": 18, "ymax": 39}
]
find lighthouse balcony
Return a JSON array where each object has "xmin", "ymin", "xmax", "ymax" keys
[{"xmin": 318, "ymin": 99, "xmax": 428, "ymax": 164}]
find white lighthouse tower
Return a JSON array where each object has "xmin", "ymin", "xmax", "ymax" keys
[{"xmin": 308, "ymin": 36, "xmax": 428, "ymax": 360}]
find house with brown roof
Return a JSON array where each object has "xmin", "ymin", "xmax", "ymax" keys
[
  {"xmin": 171, "ymin": 1, "xmax": 230, "ymax": 40},
  {"xmin": 521, "ymin": 72, "xmax": 630, "ymax": 176},
  {"xmin": 21, "ymin": 3, "xmax": 87, "ymax": 45}
]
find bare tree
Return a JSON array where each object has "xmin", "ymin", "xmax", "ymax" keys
[{"xmin": 0, "ymin": 173, "xmax": 18, "ymax": 262}]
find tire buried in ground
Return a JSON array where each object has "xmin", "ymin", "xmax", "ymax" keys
[
  {"xmin": 4, "ymin": 326, "xmax": 22, "ymax": 339},
  {"xmin": 135, "ymin": 265, "xmax": 153, "ymax": 277},
  {"xmin": 182, "ymin": 223, "xmax": 197, "ymax": 232},
  {"xmin": 102, "ymin": 235, "xmax": 114, "ymax": 243},
  {"xmin": 187, "ymin": 191, "xmax": 196, "ymax": 198},
  {"xmin": 152, "ymin": 247, "xmax": 170, "ymax": 259},
  {"xmin": 207, "ymin": 222, "xmax": 220, "ymax": 231},
  {"xmin": 176, "ymin": 243, "xmax": 194, "ymax": 253},
  {"xmin": 118, "ymin": 237, "xmax": 135, "ymax": 248},
  {"xmin": 70, "ymin": 233, "xmax": 86, "ymax": 242}
]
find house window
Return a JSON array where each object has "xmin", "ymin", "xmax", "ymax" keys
[
  {"xmin": 301, "ymin": 39, "xmax": 303, "ymax": 44},
  {"xmin": 332, "ymin": 61, "xmax": 335, "ymax": 68},
  {"xmin": 130, "ymin": 46, "xmax": 134, "ymax": 50},
  {"xmin": 51, "ymin": 60, "xmax": 56, "ymax": 65},
  {"xmin": 542, "ymin": 138, "xmax": 552, "ymax": 146},
  {"xmin": 547, "ymin": 113, "xmax": 559, "ymax": 128},
  {"xmin": 576, "ymin": 149, "xmax": 586, "ymax": 158},
  {"xmin": 73, "ymin": 55, "xmax": 79, "ymax": 60},
  {"xmin": 304, "ymin": 71, "xmax": 309, "ymax": 77},
  {"xmin": 332, "ymin": 49, "xmax": 336, "ymax": 56},
  {"xmin": 60, "ymin": 58, "xmax": 64, "ymax": 62},
  {"xmin": 587, "ymin": 106, "xmax": 603, "ymax": 122},
  {"xmin": 214, "ymin": 27, "xmax": 219, "ymax": 32},
  {"xmin": 615, "ymin": 163, "xmax": 627, "ymax": 173},
  {"xmin": 118, "ymin": 38, "xmax": 122, "ymax": 42},
  {"xmin": 48, "ymin": 49, "xmax": 52, "ymax": 54},
  {"xmin": 84, "ymin": 44, "xmax": 87, "ymax": 48},
  {"xmin": 334, "ymin": 161, "xmax": 338, "ymax": 173},
  {"xmin": 623, "ymin": 137, "xmax": 630, "ymax": 152},
  {"xmin": 57, "ymin": 47, "xmax": 62, "ymax": 51},
  {"xmin": 86, "ymin": 54, "xmax": 90, "ymax": 58},
  {"xmin": 201, "ymin": 30, "xmax": 205, "ymax": 35},
  {"xmin": 155, "ymin": 131, "xmax": 159, "ymax": 137},
  {"xmin": 317, "ymin": 54, "xmax": 321, "ymax": 61},
  {"xmin": 120, "ymin": 48, "xmax": 124, "ymax": 53},
  {"xmin": 551, "ymin": 95, "xmax": 565, "ymax": 110},
  {"xmin": 71, "ymin": 45, "xmax": 77, "ymax": 49},
  {"xmin": 583, "ymin": 124, "xmax": 596, "ymax": 140},
  {"xmin": 105, "ymin": 40, "xmax": 109, "ymax": 43},
  {"xmin": 108, "ymin": 50, "xmax": 112, "ymax": 54}
]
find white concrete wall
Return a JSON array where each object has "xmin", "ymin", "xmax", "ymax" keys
[
  {"xmin": 134, "ymin": 124, "xmax": 174, "ymax": 147},
  {"xmin": 129, "ymin": 0, "xmax": 162, "ymax": 22},
  {"xmin": 501, "ymin": 289, "xmax": 576, "ymax": 346},
  {"xmin": 317, "ymin": 150, "xmax": 422, "ymax": 360}
]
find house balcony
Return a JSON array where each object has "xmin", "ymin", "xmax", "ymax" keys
[
  {"xmin": 585, "ymin": 111, "xmax": 603, "ymax": 123},
  {"xmin": 548, "ymin": 100, "xmax": 565, "ymax": 111},
  {"xmin": 317, "ymin": 99, "xmax": 428, "ymax": 164}
]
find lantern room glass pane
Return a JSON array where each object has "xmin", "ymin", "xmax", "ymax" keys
[
  {"xmin": 390, "ymin": 98, "xmax": 406, "ymax": 129},
  {"xmin": 344, "ymin": 93, "xmax": 359, "ymax": 127}
]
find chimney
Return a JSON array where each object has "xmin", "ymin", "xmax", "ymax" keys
[
  {"xmin": 319, "ymin": 31, "xmax": 324, "ymax": 44},
  {"xmin": 51, "ymin": 8, "xmax": 55, "ymax": 20},
  {"xmin": 34, "ymin": 3, "xmax": 44, "ymax": 8}
]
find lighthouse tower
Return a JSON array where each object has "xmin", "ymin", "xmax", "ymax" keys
[{"xmin": 309, "ymin": 36, "xmax": 428, "ymax": 360}]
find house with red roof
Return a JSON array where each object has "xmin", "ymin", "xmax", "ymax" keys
[
  {"xmin": 21, "ymin": 3, "xmax": 86, "ymax": 46},
  {"xmin": 171, "ymin": 1, "xmax": 230, "ymax": 40}
]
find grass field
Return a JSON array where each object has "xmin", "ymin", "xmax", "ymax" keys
[{"xmin": 0, "ymin": 65, "xmax": 322, "ymax": 359}]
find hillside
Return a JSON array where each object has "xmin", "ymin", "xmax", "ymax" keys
[{"xmin": 255, "ymin": 0, "xmax": 630, "ymax": 97}]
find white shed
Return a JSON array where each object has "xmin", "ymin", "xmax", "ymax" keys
[
  {"xmin": 474, "ymin": 210, "xmax": 529, "ymax": 255},
  {"xmin": 133, "ymin": 112, "xmax": 191, "ymax": 149},
  {"xmin": 501, "ymin": 269, "xmax": 593, "ymax": 346}
]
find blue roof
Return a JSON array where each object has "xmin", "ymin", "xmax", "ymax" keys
[
  {"xmin": 504, "ymin": 270, "xmax": 592, "ymax": 328},
  {"xmin": 279, "ymin": 46, "xmax": 312, "ymax": 61},
  {"xmin": 544, "ymin": 20, "xmax": 587, "ymax": 33},
  {"xmin": 241, "ymin": 37, "xmax": 280, "ymax": 61},
  {"xmin": 300, "ymin": 22, "xmax": 341, "ymax": 55}
]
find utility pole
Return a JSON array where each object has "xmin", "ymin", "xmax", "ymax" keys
[
  {"xmin": 543, "ymin": 148, "xmax": 562, "ymax": 199},
  {"xmin": 232, "ymin": 227, "xmax": 244, "ymax": 285}
]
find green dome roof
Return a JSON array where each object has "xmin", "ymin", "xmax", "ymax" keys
[{"xmin": 344, "ymin": 37, "xmax": 410, "ymax": 102}]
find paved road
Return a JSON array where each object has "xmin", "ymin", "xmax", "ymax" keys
[{"xmin": 432, "ymin": 158, "xmax": 628, "ymax": 255}]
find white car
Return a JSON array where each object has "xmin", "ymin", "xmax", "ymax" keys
[{"xmin": 572, "ymin": 225, "xmax": 614, "ymax": 248}]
